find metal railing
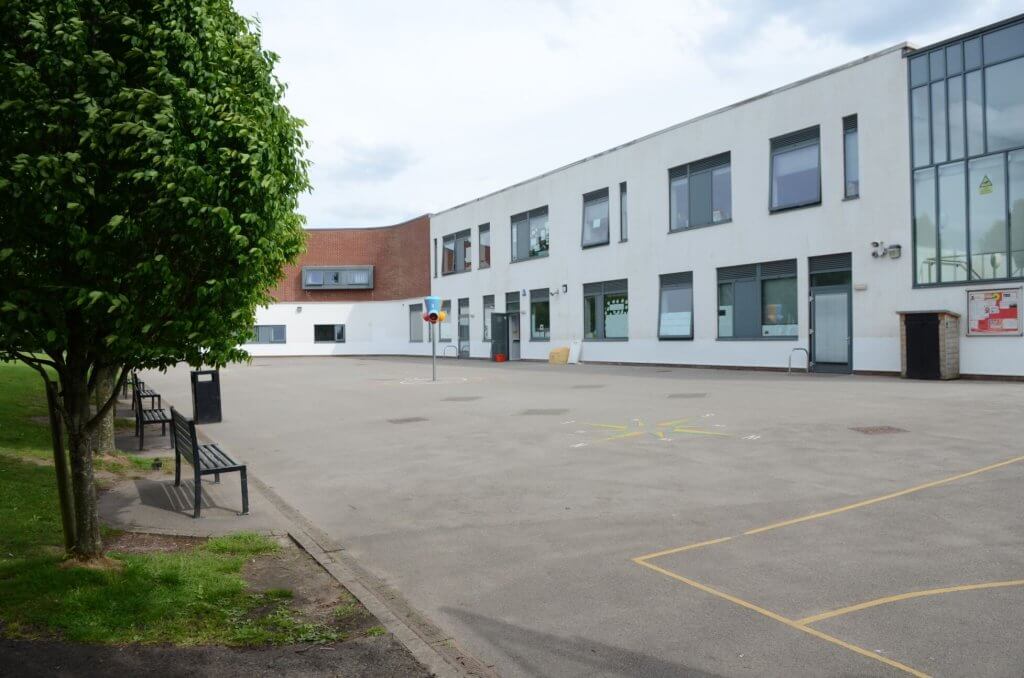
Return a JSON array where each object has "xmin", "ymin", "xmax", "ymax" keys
[{"xmin": 788, "ymin": 347, "xmax": 810, "ymax": 374}]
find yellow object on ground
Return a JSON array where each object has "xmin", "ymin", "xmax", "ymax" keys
[{"xmin": 548, "ymin": 346, "xmax": 569, "ymax": 364}]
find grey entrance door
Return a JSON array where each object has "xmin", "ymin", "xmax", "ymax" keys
[{"xmin": 811, "ymin": 285, "xmax": 851, "ymax": 372}]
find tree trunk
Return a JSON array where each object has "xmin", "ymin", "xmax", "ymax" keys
[
  {"xmin": 89, "ymin": 366, "xmax": 116, "ymax": 457},
  {"xmin": 63, "ymin": 371, "xmax": 103, "ymax": 559}
]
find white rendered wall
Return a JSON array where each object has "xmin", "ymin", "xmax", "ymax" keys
[
  {"xmin": 429, "ymin": 47, "xmax": 1024, "ymax": 377},
  {"xmin": 243, "ymin": 300, "xmax": 433, "ymax": 358}
]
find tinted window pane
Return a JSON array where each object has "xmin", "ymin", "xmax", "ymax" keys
[
  {"xmin": 969, "ymin": 154, "xmax": 1008, "ymax": 279},
  {"xmin": 964, "ymin": 37, "xmax": 982, "ymax": 70},
  {"xmin": 531, "ymin": 299, "xmax": 550, "ymax": 339},
  {"xmin": 983, "ymin": 23, "xmax": 1024, "ymax": 63},
  {"xmin": 529, "ymin": 211, "xmax": 549, "ymax": 257},
  {"xmin": 442, "ymin": 237, "xmax": 455, "ymax": 273},
  {"xmin": 603, "ymin": 293, "xmax": 629, "ymax": 339},
  {"xmin": 619, "ymin": 183, "xmax": 628, "ymax": 241},
  {"xmin": 583, "ymin": 295, "xmax": 597, "ymax": 339},
  {"xmin": 931, "ymin": 82, "xmax": 947, "ymax": 163},
  {"xmin": 910, "ymin": 55, "xmax": 929, "ymax": 86},
  {"xmin": 938, "ymin": 162, "xmax": 968, "ymax": 282},
  {"xmin": 718, "ymin": 283, "xmax": 734, "ymax": 338},
  {"xmin": 512, "ymin": 217, "xmax": 529, "ymax": 261},
  {"xmin": 911, "ymin": 86, "xmax": 930, "ymax": 168},
  {"xmin": 948, "ymin": 75, "xmax": 965, "ymax": 160},
  {"xmin": 689, "ymin": 170, "xmax": 713, "ymax": 226},
  {"xmin": 929, "ymin": 50, "xmax": 945, "ymax": 80},
  {"xmin": 582, "ymin": 195, "xmax": 610, "ymax": 246},
  {"xmin": 271, "ymin": 326, "xmax": 286, "ymax": 343},
  {"xmin": 480, "ymin": 226, "xmax": 490, "ymax": 267},
  {"xmin": 844, "ymin": 129, "xmax": 859, "ymax": 197},
  {"xmin": 761, "ymin": 277, "xmax": 798, "ymax": 337},
  {"xmin": 314, "ymin": 325, "xmax": 334, "ymax": 342},
  {"xmin": 659, "ymin": 283, "xmax": 693, "ymax": 338},
  {"xmin": 771, "ymin": 142, "xmax": 820, "ymax": 209},
  {"xmin": 946, "ymin": 43, "xmax": 963, "ymax": 74},
  {"xmin": 440, "ymin": 300, "xmax": 452, "ymax": 341},
  {"xmin": 965, "ymin": 71, "xmax": 984, "ymax": 156},
  {"xmin": 985, "ymin": 57, "xmax": 1024, "ymax": 152},
  {"xmin": 1011, "ymin": 151, "xmax": 1024, "ymax": 278},
  {"xmin": 670, "ymin": 174, "xmax": 689, "ymax": 231},
  {"xmin": 914, "ymin": 168, "xmax": 937, "ymax": 284},
  {"xmin": 712, "ymin": 165, "xmax": 731, "ymax": 221}
]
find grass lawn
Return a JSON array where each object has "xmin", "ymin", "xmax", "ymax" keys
[{"xmin": 0, "ymin": 361, "xmax": 348, "ymax": 645}]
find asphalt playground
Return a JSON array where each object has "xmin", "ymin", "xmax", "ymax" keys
[{"xmin": 143, "ymin": 357, "xmax": 1024, "ymax": 677}]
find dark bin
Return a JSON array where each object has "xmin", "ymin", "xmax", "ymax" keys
[{"xmin": 190, "ymin": 369, "xmax": 222, "ymax": 424}]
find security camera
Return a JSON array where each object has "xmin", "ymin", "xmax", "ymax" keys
[{"xmin": 871, "ymin": 241, "xmax": 880, "ymax": 248}]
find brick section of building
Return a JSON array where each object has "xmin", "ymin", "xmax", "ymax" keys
[{"xmin": 271, "ymin": 214, "xmax": 430, "ymax": 302}]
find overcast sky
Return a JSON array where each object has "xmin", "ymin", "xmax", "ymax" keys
[{"xmin": 234, "ymin": 1, "xmax": 1021, "ymax": 228}]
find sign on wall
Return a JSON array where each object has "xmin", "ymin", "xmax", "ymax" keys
[{"xmin": 967, "ymin": 288, "xmax": 1022, "ymax": 336}]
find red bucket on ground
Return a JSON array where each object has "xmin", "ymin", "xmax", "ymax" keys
[{"xmin": 494, "ymin": 353, "xmax": 507, "ymax": 362}]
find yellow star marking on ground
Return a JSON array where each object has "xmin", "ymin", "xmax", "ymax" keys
[{"xmin": 585, "ymin": 418, "xmax": 728, "ymax": 442}]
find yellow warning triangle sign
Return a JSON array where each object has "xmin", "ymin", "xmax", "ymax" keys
[{"xmin": 979, "ymin": 175, "xmax": 993, "ymax": 195}]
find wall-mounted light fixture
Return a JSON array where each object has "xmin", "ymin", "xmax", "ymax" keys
[
  {"xmin": 871, "ymin": 241, "xmax": 902, "ymax": 259},
  {"xmin": 296, "ymin": 306, "xmax": 303, "ymax": 313},
  {"xmin": 562, "ymin": 284, "xmax": 568, "ymax": 293}
]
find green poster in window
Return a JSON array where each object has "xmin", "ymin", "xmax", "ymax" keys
[{"xmin": 979, "ymin": 175, "xmax": 993, "ymax": 195}]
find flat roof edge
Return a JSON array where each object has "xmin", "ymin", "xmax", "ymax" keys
[{"xmin": 433, "ymin": 42, "xmax": 907, "ymax": 218}]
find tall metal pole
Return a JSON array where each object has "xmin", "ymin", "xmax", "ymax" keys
[{"xmin": 432, "ymin": 322, "xmax": 437, "ymax": 382}]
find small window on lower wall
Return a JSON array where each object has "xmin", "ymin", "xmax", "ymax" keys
[
  {"xmin": 483, "ymin": 295, "xmax": 495, "ymax": 341},
  {"xmin": 659, "ymin": 272, "xmax": 693, "ymax": 339},
  {"xmin": 409, "ymin": 304, "xmax": 424, "ymax": 342},
  {"xmin": 251, "ymin": 325, "xmax": 286, "ymax": 344},
  {"xmin": 530, "ymin": 289, "xmax": 550, "ymax": 340},
  {"xmin": 717, "ymin": 260, "xmax": 798, "ymax": 339},
  {"xmin": 314, "ymin": 324, "xmax": 345, "ymax": 343},
  {"xmin": 583, "ymin": 279, "xmax": 628, "ymax": 340}
]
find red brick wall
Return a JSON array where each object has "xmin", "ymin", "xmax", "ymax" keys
[{"xmin": 270, "ymin": 214, "xmax": 430, "ymax": 302}]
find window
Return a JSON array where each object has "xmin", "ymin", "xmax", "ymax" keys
[
  {"xmin": 669, "ymin": 152, "xmax": 731, "ymax": 231},
  {"xmin": 479, "ymin": 224, "xmax": 491, "ymax": 268},
  {"xmin": 314, "ymin": 324, "xmax": 345, "ymax": 343},
  {"xmin": 442, "ymin": 229, "xmax": 472, "ymax": 275},
  {"xmin": 505, "ymin": 291, "xmax": 520, "ymax": 314},
  {"xmin": 251, "ymin": 325, "xmax": 286, "ymax": 344},
  {"xmin": 717, "ymin": 260, "xmax": 797, "ymax": 339},
  {"xmin": 770, "ymin": 127, "xmax": 820, "ymax": 211},
  {"xmin": 482, "ymin": 295, "xmax": 494, "ymax": 341},
  {"xmin": 909, "ymin": 19, "xmax": 1024, "ymax": 286},
  {"xmin": 530, "ymin": 289, "xmax": 550, "ymax": 340},
  {"xmin": 302, "ymin": 266, "xmax": 374, "ymax": 290},
  {"xmin": 433, "ymin": 238, "xmax": 437, "ymax": 278},
  {"xmin": 843, "ymin": 115, "xmax": 859, "ymax": 198},
  {"xmin": 581, "ymin": 188, "xmax": 609, "ymax": 248},
  {"xmin": 409, "ymin": 304, "xmax": 424, "ymax": 342},
  {"xmin": 438, "ymin": 300, "xmax": 453, "ymax": 342},
  {"xmin": 583, "ymin": 279, "xmax": 628, "ymax": 340},
  {"xmin": 619, "ymin": 182, "xmax": 628, "ymax": 241},
  {"xmin": 511, "ymin": 206, "xmax": 549, "ymax": 261},
  {"xmin": 659, "ymin": 272, "xmax": 693, "ymax": 339}
]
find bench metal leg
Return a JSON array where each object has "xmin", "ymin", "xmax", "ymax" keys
[
  {"xmin": 193, "ymin": 477, "xmax": 202, "ymax": 519},
  {"xmin": 239, "ymin": 468, "xmax": 249, "ymax": 515},
  {"xmin": 139, "ymin": 422, "xmax": 144, "ymax": 451},
  {"xmin": 174, "ymin": 452, "xmax": 181, "ymax": 487}
]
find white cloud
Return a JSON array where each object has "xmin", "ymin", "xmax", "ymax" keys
[{"xmin": 234, "ymin": 0, "xmax": 1022, "ymax": 227}]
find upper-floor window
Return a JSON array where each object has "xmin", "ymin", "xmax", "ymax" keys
[
  {"xmin": 479, "ymin": 224, "xmax": 491, "ymax": 268},
  {"xmin": 442, "ymin": 229, "xmax": 472, "ymax": 274},
  {"xmin": 908, "ymin": 19, "xmax": 1024, "ymax": 285},
  {"xmin": 511, "ymin": 206, "xmax": 549, "ymax": 262},
  {"xmin": 669, "ymin": 152, "xmax": 731, "ymax": 231},
  {"xmin": 619, "ymin": 182, "xmax": 628, "ymax": 242},
  {"xmin": 843, "ymin": 115, "xmax": 859, "ymax": 198},
  {"xmin": 303, "ymin": 266, "xmax": 373, "ymax": 290},
  {"xmin": 581, "ymin": 188, "xmax": 610, "ymax": 248},
  {"xmin": 770, "ymin": 126, "xmax": 821, "ymax": 211},
  {"xmin": 251, "ymin": 325, "xmax": 286, "ymax": 344}
]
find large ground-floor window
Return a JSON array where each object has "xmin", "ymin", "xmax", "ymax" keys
[
  {"xmin": 530, "ymin": 289, "xmax": 550, "ymax": 339},
  {"xmin": 409, "ymin": 304, "xmax": 423, "ymax": 342},
  {"xmin": 314, "ymin": 324, "xmax": 345, "ymax": 343},
  {"xmin": 483, "ymin": 295, "xmax": 494, "ymax": 341},
  {"xmin": 583, "ymin": 279, "xmax": 628, "ymax": 340},
  {"xmin": 251, "ymin": 325, "xmax": 286, "ymax": 344},
  {"xmin": 659, "ymin": 272, "xmax": 693, "ymax": 339},
  {"xmin": 717, "ymin": 260, "xmax": 798, "ymax": 339}
]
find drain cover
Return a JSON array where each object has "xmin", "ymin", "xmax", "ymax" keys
[
  {"xmin": 519, "ymin": 408, "xmax": 569, "ymax": 416},
  {"xmin": 387, "ymin": 417, "xmax": 428, "ymax": 424},
  {"xmin": 668, "ymin": 393, "xmax": 707, "ymax": 399},
  {"xmin": 849, "ymin": 426, "xmax": 908, "ymax": 435},
  {"xmin": 442, "ymin": 396, "xmax": 481, "ymax": 402}
]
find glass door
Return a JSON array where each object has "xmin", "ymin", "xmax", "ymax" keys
[{"xmin": 811, "ymin": 284, "xmax": 851, "ymax": 372}]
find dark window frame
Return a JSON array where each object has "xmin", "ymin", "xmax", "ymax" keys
[
  {"xmin": 511, "ymin": 206, "xmax": 550, "ymax": 263},
  {"xmin": 251, "ymin": 325, "xmax": 286, "ymax": 344},
  {"xmin": 314, "ymin": 324, "xmax": 346, "ymax": 343},
  {"xmin": 409, "ymin": 303, "xmax": 424, "ymax": 343},
  {"xmin": 843, "ymin": 114, "xmax": 860, "ymax": 199},
  {"xmin": 619, "ymin": 182, "xmax": 628, "ymax": 242},
  {"xmin": 658, "ymin": 272, "xmax": 694, "ymax": 340},
  {"xmin": 580, "ymin": 188, "xmax": 610, "ymax": 249},
  {"xmin": 716, "ymin": 260, "xmax": 798, "ymax": 340},
  {"xmin": 441, "ymin": 229, "xmax": 472, "ymax": 275},
  {"xmin": 479, "ymin": 224, "xmax": 491, "ymax": 269},
  {"xmin": 582, "ymin": 279, "xmax": 629, "ymax": 342},
  {"xmin": 769, "ymin": 126, "xmax": 822, "ymax": 213},
  {"xmin": 668, "ymin": 152, "xmax": 732, "ymax": 232},
  {"xmin": 482, "ymin": 294, "xmax": 494, "ymax": 341},
  {"xmin": 302, "ymin": 266, "xmax": 374, "ymax": 290},
  {"xmin": 529, "ymin": 288, "xmax": 551, "ymax": 341}
]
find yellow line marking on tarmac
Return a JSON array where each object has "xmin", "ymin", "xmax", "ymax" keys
[
  {"xmin": 657, "ymin": 418, "xmax": 690, "ymax": 427},
  {"xmin": 587, "ymin": 423, "xmax": 629, "ymax": 431},
  {"xmin": 633, "ymin": 558, "xmax": 929, "ymax": 677},
  {"xmin": 634, "ymin": 537, "xmax": 733, "ymax": 562},
  {"xmin": 603, "ymin": 431, "xmax": 646, "ymax": 442},
  {"xmin": 743, "ymin": 455, "xmax": 1024, "ymax": 536},
  {"xmin": 797, "ymin": 579, "xmax": 1024, "ymax": 625},
  {"xmin": 672, "ymin": 426, "xmax": 729, "ymax": 437}
]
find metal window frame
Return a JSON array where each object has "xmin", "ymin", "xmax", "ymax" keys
[
  {"xmin": 510, "ymin": 206, "xmax": 550, "ymax": 263},
  {"xmin": 442, "ymin": 229, "xmax": 472, "ymax": 275},
  {"xmin": 619, "ymin": 182, "xmax": 628, "ymax": 242},
  {"xmin": 252, "ymin": 324, "xmax": 286, "ymax": 344},
  {"xmin": 301, "ymin": 266, "xmax": 374, "ymax": 290},
  {"xmin": 657, "ymin": 272, "xmax": 694, "ymax": 340},
  {"xmin": 479, "ymin": 224, "xmax": 491, "ymax": 268},
  {"xmin": 668, "ymin": 152, "xmax": 732, "ymax": 233},
  {"xmin": 581, "ymin": 188, "xmax": 611, "ymax": 250},
  {"xmin": 907, "ymin": 21, "xmax": 1024, "ymax": 288},
  {"xmin": 482, "ymin": 294, "xmax": 494, "ymax": 341},
  {"xmin": 843, "ymin": 114, "xmax": 860, "ymax": 199},
  {"xmin": 529, "ymin": 288, "xmax": 551, "ymax": 341},
  {"xmin": 715, "ymin": 260, "xmax": 798, "ymax": 340},
  {"xmin": 582, "ymin": 279, "xmax": 629, "ymax": 341},
  {"xmin": 769, "ymin": 126, "xmax": 822, "ymax": 213},
  {"xmin": 409, "ymin": 303, "xmax": 424, "ymax": 343},
  {"xmin": 313, "ymin": 323, "xmax": 345, "ymax": 343}
]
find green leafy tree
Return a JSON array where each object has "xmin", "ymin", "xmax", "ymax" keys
[{"xmin": 0, "ymin": 1, "xmax": 309, "ymax": 560}]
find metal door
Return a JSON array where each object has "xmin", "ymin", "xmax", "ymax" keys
[
  {"xmin": 811, "ymin": 286, "xmax": 851, "ymax": 372},
  {"xmin": 490, "ymin": 313, "xmax": 508, "ymax": 359}
]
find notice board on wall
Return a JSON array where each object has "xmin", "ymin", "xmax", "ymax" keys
[{"xmin": 967, "ymin": 288, "xmax": 1022, "ymax": 336}]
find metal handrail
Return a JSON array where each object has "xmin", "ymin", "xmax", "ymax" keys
[
  {"xmin": 788, "ymin": 347, "xmax": 810, "ymax": 374},
  {"xmin": 442, "ymin": 344, "xmax": 459, "ymax": 358}
]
